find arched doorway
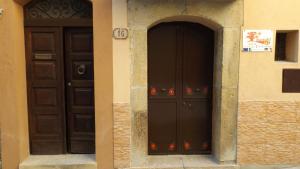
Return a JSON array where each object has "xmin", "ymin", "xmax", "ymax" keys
[
  {"xmin": 24, "ymin": 0, "xmax": 95, "ymax": 154},
  {"xmin": 148, "ymin": 22, "xmax": 214, "ymax": 155}
]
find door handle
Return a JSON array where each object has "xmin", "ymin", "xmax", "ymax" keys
[
  {"xmin": 67, "ymin": 82, "xmax": 72, "ymax": 87},
  {"xmin": 195, "ymin": 88, "xmax": 201, "ymax": 92},
  {"xmin": 161, "ymin": 88, "xmax": 167, "ymax": 92}
]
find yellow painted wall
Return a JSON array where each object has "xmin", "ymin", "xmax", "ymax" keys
[
  {"xmin": 0, "ymin": 1, "xmax": 30, "ymax": 169},
  {"xmin": 238, "ymin": 0, "xmax": 300, "ymax": 166},
  {"xmin": 93, "ymin": 0, "xmax": 113, "ymax": 168},
  {"xmin": 240, "ymin": 0, "xmax": 300, "ymax": 101}
]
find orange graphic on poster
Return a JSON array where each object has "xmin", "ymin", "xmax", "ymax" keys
[
  {"xmin": 243, "ymin": 30, "xmax": 273, "ymax": 52},
  {"xmin": 246, "ymin": 31, "xmax": 259, "ymax": 41}
]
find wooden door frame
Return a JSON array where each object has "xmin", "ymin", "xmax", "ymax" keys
[{"xmin": 24, "ymin": 19, "xmax": 92, "ymax": 27}]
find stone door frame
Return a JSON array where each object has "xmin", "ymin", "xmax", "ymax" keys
[
  {"xmin": 131, "ymin": 18, "xmax": 240, "ymax": 165},
  {"xmin": 127, "ymin": 1, "xmax": 243, "ymax": 166}
]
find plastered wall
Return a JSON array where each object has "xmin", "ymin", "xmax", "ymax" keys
[
  {"xmin": 0, "ymin": 1, "xmax": 30, "ymax": 169},
  {"xmin": 238, "ymin": 0, "xmax": 300, "ymax": 166},
  {"xmin": 240, "ymin": 0, "xmax": 300, "ymax": 101}
]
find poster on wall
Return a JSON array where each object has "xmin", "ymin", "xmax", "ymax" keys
[{"xmin": 242, "ymin": 30, "xmax": 273, "ymax": 52}]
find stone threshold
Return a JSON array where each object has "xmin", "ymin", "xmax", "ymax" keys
[
  {"xmin": 19, "ymin": 154, "xmax": 97, "ymax": 169},
  {"xmin": 240, "ymin": 165, "xmax": 300, "ymax": 169},
  {"xmin": 130, "ymin": 155, "xmax": 239, "ymax": 169}
]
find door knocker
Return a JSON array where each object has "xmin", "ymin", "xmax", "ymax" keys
[{"xmin": 77, "ymin": 64, "xmax": 86, "ymax": 75}]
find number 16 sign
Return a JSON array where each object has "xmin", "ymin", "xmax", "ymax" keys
[{"xmin": 113, "ymin": 28, "xmax": 128, "ymax": 40}]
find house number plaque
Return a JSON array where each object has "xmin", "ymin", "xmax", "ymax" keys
[{"xmin": 113, "ymin": 28, "xmax": 128, "ymax": 40}]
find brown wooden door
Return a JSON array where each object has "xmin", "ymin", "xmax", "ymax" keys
[
  {"xmin": 25, "ymin": 27, "xmax": 66, "ymax": 154},
  {"xmin": 65, "ymin": 28, "xmax": 95, "ymax": 153},
  {"xmin": 148, "ymin": 22, "xmax": 214, "ymax": 155},
  {"xmin": 25, "ymin": 27, "xmax": 95, "ymax": 154}
]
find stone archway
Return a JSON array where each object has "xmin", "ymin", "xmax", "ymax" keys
[
  {"xmin": 126, "ymin": 0, "xmax": 243, "ymax": 168},
  {"xmin": 130, "ymin": 17, "xmax": 238, "ymax": 166}
]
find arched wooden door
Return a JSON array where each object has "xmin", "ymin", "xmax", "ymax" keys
[
  {"xmin": 24, "ymin": 0, "xmax": 95, "ymax": 154},
  {"xmin": 148, "ymin": 22, "xmax": 214, "ymax": 155}
]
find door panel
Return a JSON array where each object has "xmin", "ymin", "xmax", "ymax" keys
[
  {"xmin": 148, "ymin": 101, "xmax": 178, "ymax": 154},
  {"xmin": 181, "ymin": 24, "xmax": 214, "ymax": 154},
  {"xmin": 148, "ymin": 24, "xmax": 178, "ymax": 99},
  {"xmin": 33, "ymin": 61, "xmax": 57, "ymax": 80},
  {"xmin": 65, "ymin": 28, "xmax": 95, "ymax": 154},
  {"xmin": 181, "ymin": 100, "xmax": 211, "ymax": 154},
  {"xmin": 26, "ymin": 27, "xmax": 66, "ymax": 154},
  {"xmin": 182, "ymin": 24, "xmax": 214, "ymax": 99},
  {"xmin": 148, "ymin": 24, "xmax": 180, "ymax": 154},
  {"xmin": 148, "ymin": 22, "xmax": 214, "ymax": 155}
]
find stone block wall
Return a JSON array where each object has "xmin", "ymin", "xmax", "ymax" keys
[
  {"xmin": 113, "ymin": 103, "xmax": 131, "ymax": 168},
  {"xmin": 238, "ymin": 101, "xmax": 300, "ymax": 165}
]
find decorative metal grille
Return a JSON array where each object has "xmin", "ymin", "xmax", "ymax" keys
[{"xmin": 25, "ymin": 0, "xmax": 92, "ymax": 19}]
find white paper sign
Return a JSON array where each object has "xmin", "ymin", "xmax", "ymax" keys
[{"xmin": 243, "ymin": 30, "xmax": 273, "ymax": 52}]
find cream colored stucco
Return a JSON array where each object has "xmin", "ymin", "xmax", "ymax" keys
[
  {"xmin": 240, "ymin": 0, "xmax": 300, "ymax": 101},
  {"xmin": 238, "ymin": 0, "xmax": 300, "ymax": 167},
  {"xmin": 113, "ymin": 0, "xmax": 130, "ymax": 103}
]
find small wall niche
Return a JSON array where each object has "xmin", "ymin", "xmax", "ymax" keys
[
  {"xmin": 282, "ymin": 69, "xmax": 300, "ymax": 93},
  {"xmin": 275, "ymin": 30, "xmax": 299, "ymax": 62}
]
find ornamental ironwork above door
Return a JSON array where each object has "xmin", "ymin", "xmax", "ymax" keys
[{"xmin": 24, "ymin": 0, "xmax": 92, "ymax": 20}]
